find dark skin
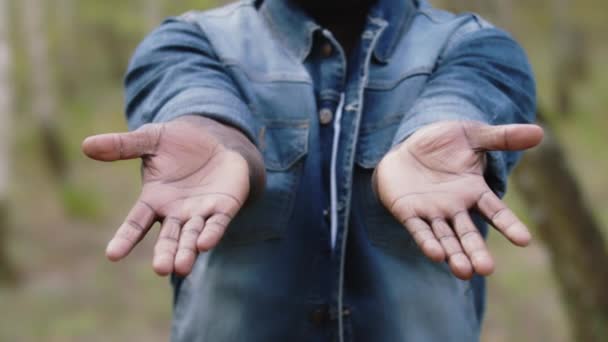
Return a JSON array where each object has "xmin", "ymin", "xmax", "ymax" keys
[
  {"xmin": 82, "ymin": 0, "xmax": 544, "ymax": 279},
  {"xmin": 83, "ymin": 116, "xmax": 264, "ymax": 276},
  {"xmin": 292, "ymin": 0, "xmax": 375, "ymax": 56}
]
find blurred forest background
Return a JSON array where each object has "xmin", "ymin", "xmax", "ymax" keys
[{"xmin": 0, "ymin": 0, "xmax": 606, "ymax": 341}]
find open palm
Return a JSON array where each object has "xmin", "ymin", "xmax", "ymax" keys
[
  {"xmin": 374, "ymin": 121, "xmax": 543, "ymax": 279},
  {"xmin": 82, "ymin": 118, "xmax": 250, "ymax": 276}
]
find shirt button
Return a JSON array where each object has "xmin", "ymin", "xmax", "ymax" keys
[
  {"xmin": 310, "ymin": 306, "xmax": 329, "ymax": 326},
  {"xmin": 319, "ymin": 108, "xmax": 333, "ymax": 125},
  {"xmin": 321, "ymin": 42, "xmax": 333, "ymax": 58}
]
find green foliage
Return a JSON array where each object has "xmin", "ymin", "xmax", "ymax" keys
[{"xmin": 60, "ymin": 183, "xmax": 103, "ymax": 220}]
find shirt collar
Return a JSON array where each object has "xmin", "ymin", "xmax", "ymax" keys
[
  {"xmin": 260, "ymin": 0, "xmax": 321, "ymax": 62},
  {"xmin": 260, "ymin": 0, "xmax": 418, "ymax": 63}
]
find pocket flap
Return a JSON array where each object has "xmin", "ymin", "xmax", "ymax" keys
[
  {"xmin": 355, "ymin": 121, "xmax": 400, "ymax": 169},
  {"xmin": 259, "ymin": 120, "xmax": 309, "ymax": 171}
]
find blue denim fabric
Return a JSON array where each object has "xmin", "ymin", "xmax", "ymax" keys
[{"xmin": 125, "ymin": 0, "xmax": 536, "ymax": 341}]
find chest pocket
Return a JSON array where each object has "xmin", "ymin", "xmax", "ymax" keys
[
  {"xmin": 354, "ymin": 117, "xmax": 420, "ymax": 255},
  {"xmin": 354, "ymin": 66, "xmax": 432, "ymax": 255},
  {"xmin": 221, "ymin": 119, "xmax": 309, "ymax": 246}
]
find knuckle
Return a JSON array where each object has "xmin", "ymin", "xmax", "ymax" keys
[
  {"xmin": 477, "ymin": 190, "xmax": 494, "ymax": 204},
  {"xmin": 420, "ymin": 237, "xmax": 437, "ymax": 248},
  {"xmin": 183, "ymin": 227, "xmax": 202, "ymax": 238},
  {"xmin": 158, "ymin": 233, "xmax": 179, "ymax": 242},
  {"xmin": 178, "ymin": 246, "xmax": 197, "ymax": 255},
  {"xmin": 459, "ymin": 229, "xmax": 481, "ymax": 241},
  {"xmin": 448, "ymin": 251, "xmax": 467, "ymax": 260},
  {"xmin": 116, "ymin": 230, "xmax": 138, "ymax": 243},
  {"xmin": 154, "ymin": 246, "xmax": 177, "ymax": 257},
  {"xmin": 491, "ymin": 207, "xmax": 509, "ymax": 221},
  {"xmin": 412, "ymin": 227, "xmax": 431, "ymax": 240},
  {"xmin": 126, "ymin": 220, "xmax": 146, "ymax": 232},
  {"xmin": 205, "ymin": 223, "xmax": 226, "ymax": 236}
]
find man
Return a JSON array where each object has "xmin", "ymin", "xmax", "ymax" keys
[{"xmin": 82, "ymin": 0, "xmax": 543, "ymax": 340}]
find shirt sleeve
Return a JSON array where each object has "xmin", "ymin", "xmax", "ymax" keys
[
  {"xmin": 124, "ymin": 17, "xmax": 257, "ymax": 144},
  {"xmin": 392, "ymin": 24, "xmax": 537, "ymax": 196}
]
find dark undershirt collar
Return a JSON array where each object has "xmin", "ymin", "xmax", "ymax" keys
[{"xmin": 260, "ymin": 0, "xmax": 418, "ymax": 63}]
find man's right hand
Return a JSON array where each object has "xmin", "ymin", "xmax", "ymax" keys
[{"xmin": 82, "ymin": 116, "xmax": 259, "ymax": 276}]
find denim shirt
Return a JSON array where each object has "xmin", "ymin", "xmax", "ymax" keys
[{"xmin": 125, "ymin": 0, "xmax": 536, "ymax": 341}]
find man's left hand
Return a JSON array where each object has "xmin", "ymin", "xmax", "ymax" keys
[{"xmin": 373, "ymin": 121, "xmax": 544, "ymax": 280}]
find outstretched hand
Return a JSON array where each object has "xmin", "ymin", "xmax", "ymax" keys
[
  {"xmin": 374, "ymin": 121, "xmax": 543, "ymax": 279},
  {"xmin": 82, "ymin": 116, "xmax": 252, "ymax": 276}
]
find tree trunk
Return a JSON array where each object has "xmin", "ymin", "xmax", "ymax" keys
[
  {"xmin": 53, "ymin": 0, "xmax": 79, "ymax": 97},
  {"xmin": 511, "ymin": 115, "xmax": 608, "ymax": 342},
  {"xmin": 21, "ymin": 0, "xmax": 67, "ymax": 182},
  {"xmin": 553, "ymin": 0, "xmax": 589, "ymax": 116},
  {"xmin": 0, "ymin": 0, "xmax": 17, "ymax": 284}
]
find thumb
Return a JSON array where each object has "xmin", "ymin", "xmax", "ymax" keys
[
  {"xmin": 467, "ymin": 123, "xmax": 544, "ymax": 152},
  {"xmin": 82, "ymin": 124, "xmax": 162, "ymax": 161}
]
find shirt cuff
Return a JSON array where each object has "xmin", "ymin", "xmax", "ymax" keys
[{"xmin": 151, "ymin": 87, "xmax": 258, "ymax": 145}]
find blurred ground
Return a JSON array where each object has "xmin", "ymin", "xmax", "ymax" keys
[{"xmin": 1, "ymin": 0, "xmax": 607, "ymax": 341}]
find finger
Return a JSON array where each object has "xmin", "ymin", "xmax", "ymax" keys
[
  {"xmin": 106, "ymin": 200, "xmax": 156, "ymax": 262},
  {"xmin": 82, "ymin": 124, "xmax": 162, "ymax": 161},
  {"xmin": 152, "ymin": 217, "xmax": 181, "ymax": 276},
  {"xmin": 197, "ymin": 213, "xmax": 231, "ymax": 252},
  {"xmin": 465, "ymin": 123, "xmax": 544, "ymax": 151},
  {"xmin": 452, "ymin": 212, "xmax": 494, "ymax": 276},
  {"xmin": 431, "ymin": 219, "xmax": 473, "ymax": 280},
  {"xmin": 175, "ymin": 216, "xmax": 205, "ymax": 276},
  {"xmin": 404, "ymin": 217, "xmax": 445, "ymax": 262},
  {"xmin": 477, "ymin": 190, "xmax": 532, "ymax": 246}
]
